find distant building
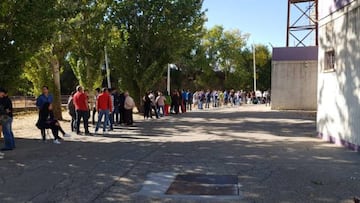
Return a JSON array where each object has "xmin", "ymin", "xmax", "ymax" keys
[{"xmin": 317, "ymin": 0, "xmax": 360, "ymax": 151}]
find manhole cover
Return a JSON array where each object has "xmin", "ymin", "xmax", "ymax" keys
[
  {"xmin": 135, "ymin": 172, "xmax": 242, "ymax": 201},
  {"xmin": 166, "ymin": 174, "xmax": 239, "ymax": 196}
]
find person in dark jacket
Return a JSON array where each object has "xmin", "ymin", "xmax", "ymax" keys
[
  {"xmin": 67, "ymin": 91, "xmax": 76, "ymax": 132},
  {"xmin": 143, "ymin": 92, "xmax": 152, "ymax": 119},
  {"xmin": 36, "ymin": 102, "xmax": 70, "ymax": 144},
  {"xmin": 0, "ymin": 88, "xmax": 15, "ymax": 151},
  {"xmin": 118, "ymin": 91, "xmax": 125, "ymax": 124}
]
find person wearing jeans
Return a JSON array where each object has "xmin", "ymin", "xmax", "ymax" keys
[
  {"xmin": 0, "ymin": 88, "xmax": 15, "ymax": 151},
  {"xmin": 95, "ymin": 88, "xmax": 112, "ymax": 134},
  {"xmin": 73, "ymin": 85, "xmax": 90, "ymax": 135}
]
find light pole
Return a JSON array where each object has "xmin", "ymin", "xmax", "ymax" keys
[
  {"xmin": 253, "ymin": 44, "xmax": 256, "ymax": 92},
  {"xmin": 104, "ymin": 46, "xmax": 111, "ymax": 88},
  {"xmin": 167, "ymin": 64, "xmax": 171, "ymax": 94},
  {"xmin": 167, "ymin": 64, "xmax": 178, "ymax": 94}
]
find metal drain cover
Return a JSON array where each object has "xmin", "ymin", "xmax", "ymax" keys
[
  {"xmin": 166, "ymin": 174, "xmax": 239, "ymax": 196},
  {"xmin": 135, "ymin": 172, "xmax": 242, "ymax": 201}
]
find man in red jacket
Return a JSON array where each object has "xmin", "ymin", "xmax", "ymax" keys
[
  {"xmin": 73, "ymin": 85, "xmax": 90, "ymax": 135},
  {"xmin": 95, "ymin": 88, "xmax": 112, "ymax": 134}
]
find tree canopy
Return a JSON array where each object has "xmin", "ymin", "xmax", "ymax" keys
[{"xmin": 1, "ymin": 0, "xmax": 272, "ymax": 115}]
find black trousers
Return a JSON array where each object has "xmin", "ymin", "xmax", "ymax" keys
[
  {"xmin": 119, "ymin": 107, "xmax": 125, "ymax": 124},
  {"xmin": 124, "ymin": 109, "xmax": 133, "ymax": 125},
  {"xmin": 76, "ymin": 110, "xmax": 89, "ymax": 134}
]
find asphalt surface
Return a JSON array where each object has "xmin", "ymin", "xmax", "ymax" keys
[{"xmin": 0, "ymin": 105, "xmax": 359, "ymax": 203}]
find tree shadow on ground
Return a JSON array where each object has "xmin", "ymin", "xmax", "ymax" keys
[{"xmin": 2, "ymin": 108, "xmax": 360, "ymax": 202}]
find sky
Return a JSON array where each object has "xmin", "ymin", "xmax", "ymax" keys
[{"xmin": 202, "ymin": 0, "xmax": 289, "ymax": 48}]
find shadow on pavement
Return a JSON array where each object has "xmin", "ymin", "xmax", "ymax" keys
[{"xmin": 0, "ymin": 108, "xmax": 359, "ymax": 203}]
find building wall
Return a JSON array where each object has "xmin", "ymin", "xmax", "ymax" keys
[
  {"xmin": 317, "ymin": 0, "xmax": 360, "ymax": 151},
  {"xmin": 271, "ymin": 60, "xmax": 317, "ymax": 110}
]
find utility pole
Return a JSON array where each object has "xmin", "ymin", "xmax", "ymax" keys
[
  {"xmin": 104, "ymin": 46, "xmax": 111, "ymax": 88},
  {"xmin": 167, "ymin": 64, "xmax": 171, "ymax": 95},
  {"xmin": 253, "ymin": 44, "xmax": 256, "ymax": 92}
]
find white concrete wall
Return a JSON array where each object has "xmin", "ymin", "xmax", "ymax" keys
[
  {"xmin": 271, "ymin": 60, "xmax": 317, "ymax": 110},
  {"xmin": 317, "ymin": 1, "xmax": 360, "ymax": 149}
]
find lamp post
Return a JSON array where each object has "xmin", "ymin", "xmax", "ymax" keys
[
  {"xmin": 253, "ymin": 44, "xmax": 256, "ymax": 92},
  {"xmin": 104, "ymin": 46, "xmax": 111, "ymax": 88},
  {"xmin": 167, "ymin": 64, "xmax": 171, "ymax": 94}
]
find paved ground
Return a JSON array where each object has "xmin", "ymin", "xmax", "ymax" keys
[{"xmin": 0, "ymin": 105, "xmax": 359, "ymax": 203}]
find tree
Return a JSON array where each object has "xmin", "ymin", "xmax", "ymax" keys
[
  {"xmin": 0, "ymin": 0, "xmax": 57, "ymax": 92},
  {"xmin": 109, "ymin": 0, "xmax": 205, "ymax": 108}
]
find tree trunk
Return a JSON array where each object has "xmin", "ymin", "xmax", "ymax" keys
[{"xmin": 51, "ymin": 55, "xmax": 63, "ymax": 120}]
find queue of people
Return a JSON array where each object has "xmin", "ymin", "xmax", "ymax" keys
[
  {"xmin": 0, "ymin": 85, "xmax": 270, "ymax": 148},
  {"xmin": 69, "ymin": 86, "xmax": 135, "ymax": 135}
]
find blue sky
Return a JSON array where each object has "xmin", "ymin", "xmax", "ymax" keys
[{"xmin": 202, "ymin": 0, "xmax": 288, "ymax": 48}]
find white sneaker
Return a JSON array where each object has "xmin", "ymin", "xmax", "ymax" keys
[
  {"xmin": 63, "ymin": 133, "xmax": 71, "ymax": 137},
  {"xmin": 53, "ymin": 139, "xmax": 61, "ymax": 144}
]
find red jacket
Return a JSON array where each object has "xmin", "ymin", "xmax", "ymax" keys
[
  {"xmin": 73, "ymin": 92, "xmax": 88, "ymax": 111},
  {"xmin": 97, "ymin": 92, "xmax": 112, "ymax": 111}
]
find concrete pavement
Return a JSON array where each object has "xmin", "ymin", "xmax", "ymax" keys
[{"xmin": 0, "ymin": 105, "xmax": 359, "ymax": 202}]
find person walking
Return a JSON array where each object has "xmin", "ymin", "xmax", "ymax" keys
[
  {"xmin": 94, "ymin": 88, "xmax": 112, "ymax": 134},
  {"xmin": 73, "ymin": 85, "xmax": 90, "ymax": 135},
  {"xmin": 0, "ymin": 88, "xmax": 15, "ymax": 151}
]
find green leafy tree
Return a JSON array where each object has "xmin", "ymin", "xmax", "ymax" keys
[
  {"xmin": 109, "ymin": 0, "xmax": 205, "ymax": 108},
  {"xmin": 0, "ymin": 0, "xmax": 57, "ymax": 92}
]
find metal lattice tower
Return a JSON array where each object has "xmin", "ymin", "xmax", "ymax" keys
[{"xmin": 286, "ymin": 0, "xmax": 318, "ymax": 47}]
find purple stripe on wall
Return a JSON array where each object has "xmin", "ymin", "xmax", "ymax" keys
[
  {"xmin": 318, "ymin": 132, "xmax": 360, "ymax": 152},
  {"xmin": 272, "ymin": 46, "xmax": 318, "ymax": 61}
]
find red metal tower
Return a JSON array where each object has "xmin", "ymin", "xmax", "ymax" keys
[{"xmin": 286, "ymin": 0, "xmax": 318, "ymax": 47}]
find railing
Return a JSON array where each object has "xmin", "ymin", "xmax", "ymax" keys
[{"xmin": 10, "ymin": 95, "xmax": 70, "ymax": 109}]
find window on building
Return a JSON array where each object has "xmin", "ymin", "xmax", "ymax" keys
[{"xmin": 324, "ymin": 50, "xmax": 335, "ymax": 72}]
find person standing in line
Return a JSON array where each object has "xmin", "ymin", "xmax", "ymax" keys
[
  {"xmin": 187, "ymin": 90, "xmax": 193, "ymax": 111},
  {"xmin": 36, "ymin": 86, "xmax": 53, "ymax": 110},
  {"xmin": 181, "ymin": 89, "xmax": 187, "ymax": 113},
  {"xmin": 149, "ymin": 91, "xmax": 159, "ymax": 118},
  {"xmin": 156, "ymin": 91, "xmax": 166, "ymax": 117},
  {"xmin": 36, "ymin": 86, "xmax": 54, "ymax": 140},
  {"xmin": 118, "ymin": 91, "xmax": 125, "ymax": 125},
  {"xmin": 171, "ymin": 90, "xmax": 180, "ymax": 114},
  {"xmin": 0, "ymin": 88, "xmax": 15, "ymax": 151},
  {"xmin": 95, "ymin": 88, "xmax": 112, "ymax": 134},
  {"xmin": 164, "ymin": 91, "xmax": 171, "ymax": 116},
  {"xmin": 124, "ymin": 91, "xmax": 135, "ymax": 125},
  {"xmin": 92, "ymin": 88, "xmax": 100, "ymax": 125},
  {"xmin": 111, "ymin": 88, "xmax": 120, "ymax": 125},
  {"xmin": 143, "ymin": 92, "xmax": 152, "ymax": 119},
  {"xmin": 67, "ymin": 91, "xmax": 76, "ymax": 132},
  {"xmin": 108, "ymin": 88, "xmax": 114, "ymax": 131},
  {"xmin": 73, "ymin": 85, "xmax": 90, "ymax": 135},
  {"xmin": 205, "ymin": 90, "xmax": 211, "ymax": 109}
]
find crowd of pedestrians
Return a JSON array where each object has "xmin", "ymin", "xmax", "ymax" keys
[
  {"xmin": 141, "ymin": 89, "xmax": 271, "ymax": 116},
  {"xmin": 0, "ymin": 85, "xmax": 270, "ymax": 149}
]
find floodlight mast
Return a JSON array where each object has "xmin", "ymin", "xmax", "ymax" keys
[{"xmin": 286, "ymin": 0, "xmax": 318, "ymax": 47}]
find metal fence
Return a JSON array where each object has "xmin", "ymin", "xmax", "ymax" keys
[{"xmin": 10, "ymin": 95, "xmax": 70, "ymax": 109}]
